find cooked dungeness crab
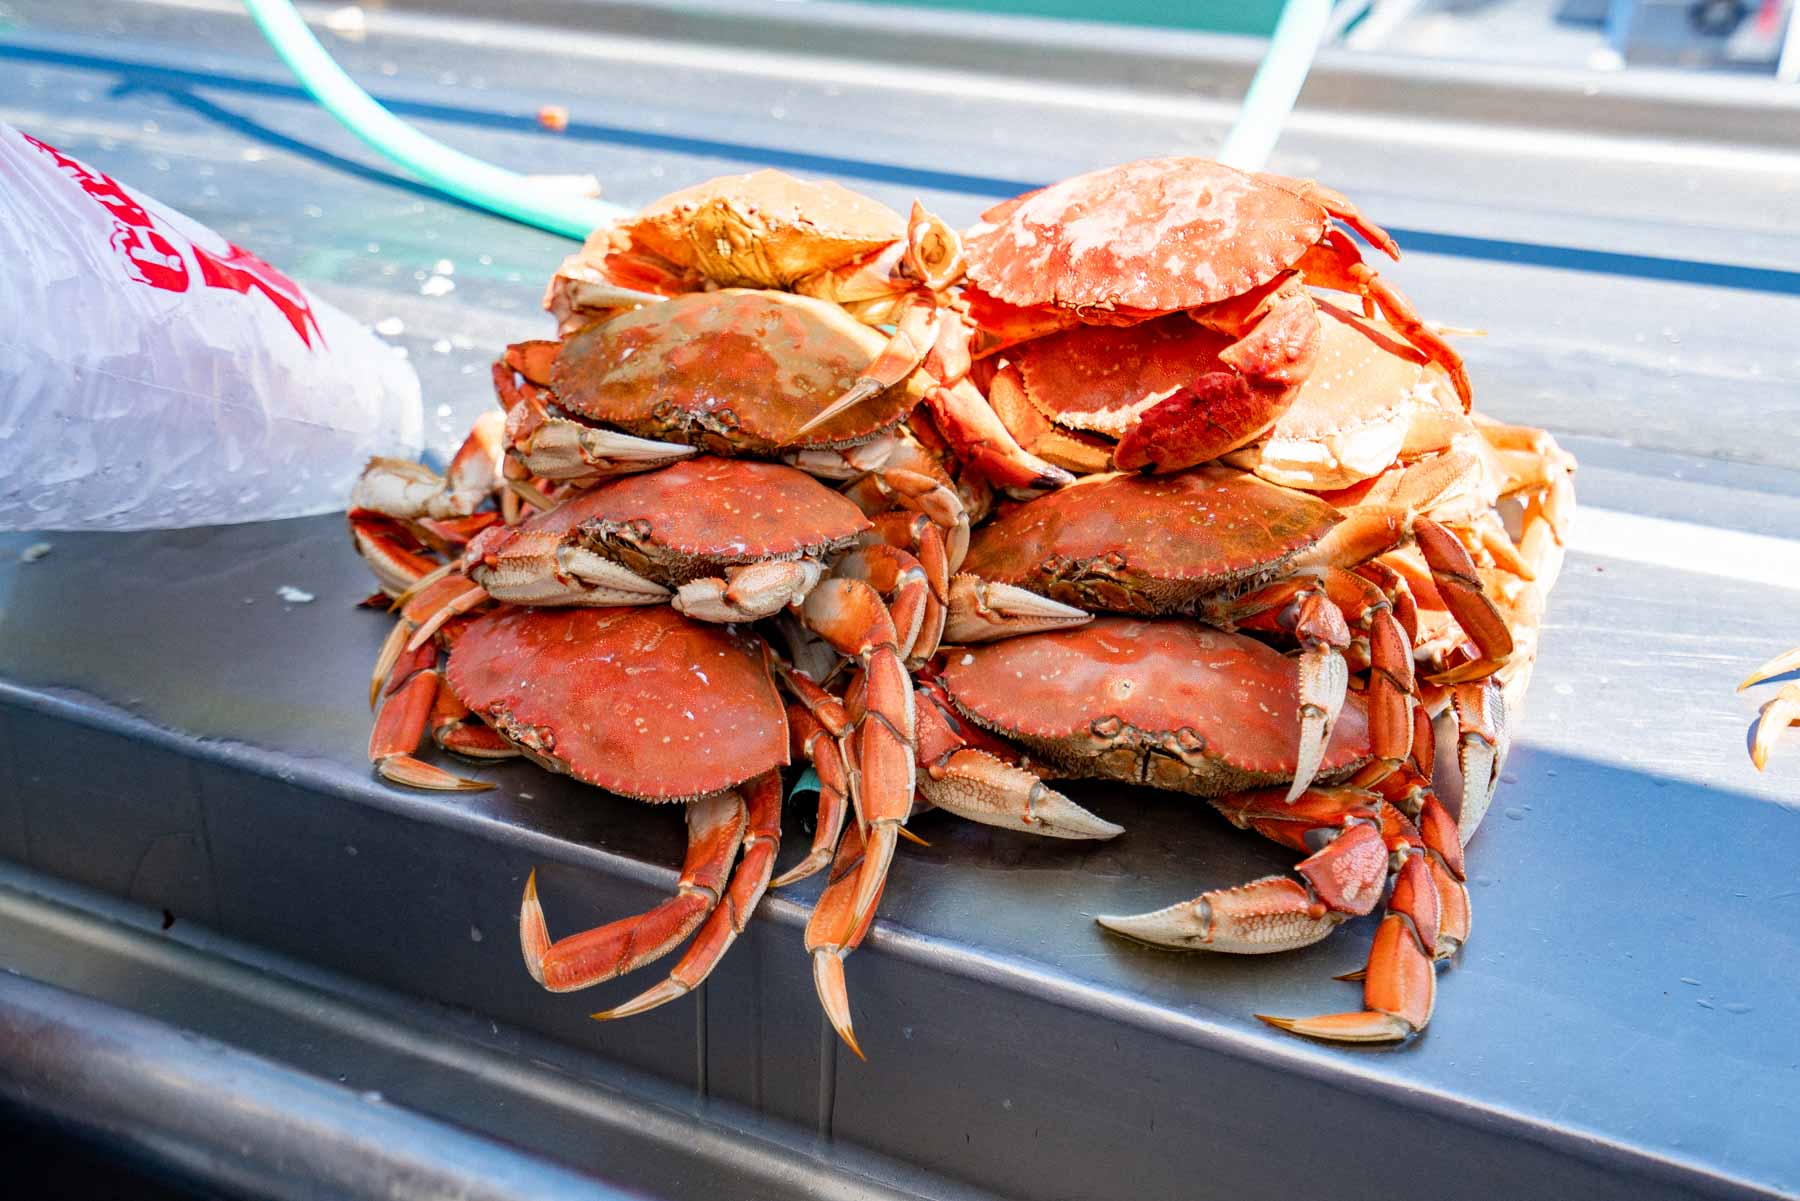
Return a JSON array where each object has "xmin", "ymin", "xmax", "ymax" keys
[
  {"xmin": 544, "ymin": 169, "xmax": 973, "ymax": 426},
  {"xmin": 955, "ymin": 157, "xmax": 1469, "ymax": 475},
  {"xmin": 934, "ymin": 618, "xmax": 1493, "ymax": 1042},
  {"xmin": 945, "ymin": 466, "xmax": 1513, "ymax": 800}
]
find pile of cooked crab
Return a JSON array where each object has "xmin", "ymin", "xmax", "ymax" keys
[{"xmin": 347, "ymin": 157, "xmax": 1576, "ymax": 1054}]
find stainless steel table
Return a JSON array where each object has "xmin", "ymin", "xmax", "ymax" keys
[{"xmin": 2, "ymin": 3, "xmax": 1797, "ymax": 1198}]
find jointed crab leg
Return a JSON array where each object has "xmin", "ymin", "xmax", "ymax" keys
[
  {"xmin": 520, "ymin": 789, "xmax": 748, "ymax": 993},
  {"xmin": 772, "ymin": 701, "xmax": 854, "ymax": 889},
  {"xmin": 799, "ymin": 579, "xmax": 918, "ymax": 940},
  {"xmin": 1741, "ymin": 646, "xmax": 1800, "ymax": 693},
  {"xmin": 1096, "ymin": 787, "xmax": 1392, "ymax": 953},
  {"xmin": 1260, "ymin": 850, "xmax": 1440, "ymax": 1042},
  {"xmin": 493, "ymin": 358, "xmax": 697, "ymax": 486},
  {"xmin": 351, "ymin": 410, "xmax": 507, "ymax": 521},
  {"xmin": 368, "ymin": 639, "xmax": 496, "ymax": 792},
  {"xmin": 806, "ymin": 817, "xmax": 884, "ymax": 1059},
  {"xmin": 593, "ymin": 773, "xmax": 784, "ymax": 1020},
  {"xmin": 1296, "ymin": 230, "xmax": 1472, "ymax": 408},
  {"xmin": 1750, "ymin": 684, "xmax": 1800, "ymax": 771}
]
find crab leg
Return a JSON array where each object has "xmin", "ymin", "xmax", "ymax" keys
[
  {"xmin": 1297, "ymin": 231, "xmax": 1471, "ymax": 408},
  {"xmin": 772, "ymin": 701, "xmax": 855, "ymax": 888},
  {"xmin": 1252, "ymin": 172, "xmax": 1401, "ymax": 261},
  {"xmin": 592, "ymin": 773, "xmax": 784, "ymax": 1020},
  {"xmin": 1096, "ymin": 786, "xmax": 1391, "ymax": 952},
  {"xmin": 1412, "ymin": 517, "xmax": 1514, "ymax": 682},
  {"xmin": 1260, "ymin": 849, "xmax": 1440, "ymax": 1042},
  {"xmin": 806, "ymin": 815, "xmax": 884, "ymax": 1058},
  {"xmin": 520, "ymin": 789, "xmax": 748, "ymax": 993},
  {"xmin": 350, "ymin": 410, "xmax": 507, "ymax": 521},
  {"xmin": 675, "ymin": 560, "xmax": 824, "ymax": 623},
  {"xmin": 914, "ymin": 680, "xmax": 1122, "ymax": 839},
  {"xmin": 799, "ymin": 579, "xmax": 918, "ymax": 944},
  {"xmin": 924, "ymin": 379, "xmax": 1077, "ymax": 492},
  {"xmin": 368, "ymin": 639, "xmax": 493, "ymax": 791},
  {"xmin": 1750, "ymin": 683, "xmax": 1800, "ymax": 771},
  {"xmin": 862, "ymin": 512, "xmax": 954, "ymax": 664},
  {"xmin": 944, "ymin": 574, "xmax": 1092, "ymax": 643},
  {"xmin": 831, "ymin": 544, "xmax": 933, "ymax": 664},
  {"xmin": 350, "ymin": 512, "xmax": 443, "ymax": 597}
]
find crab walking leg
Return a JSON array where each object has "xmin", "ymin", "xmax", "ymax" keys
[
  {"xmin": 1296, "ymin": 231, "xmax": 1472, "ymax": 408},
  {"xmin": 1412, "ymin": 517, "xmax": 1514, "ymax": 683},
  {"xmin": 1096, "ymin": 787, "xmax": 1392, "ymax": 952},
  {"xmin": 799, "ymin": 293, "xmax": 945, "ymax": 433},
  {"xmin": 862, "ymin": 513, "xmax": 953, "ymax": 664},
  {"xmin": 1750, "ymin": 683, "xmax": 1800, "ymax": 771},
  {"xmin": 1259, "ymin": 851, "xmax": 1441, "ymax": 1042},
  {"xmin": 831, "ymin": 544, "xmax": 933, "ymax": 664},
  {"xmin": 349, "ymin": 513, "xmax": 443, "ymax": 597},
  {"xmin": 1368, "ymin": 767, "xmax": 1470, "ymax": 958},
  {"xmin": 1298, "ymin": 506, "xmax": 1514, "ymax": 685},
  {"xmin": 1213, "ymin": 566, "xmax": 1414, "ymax": 793},
  {"xmin": 351, "ymin": 410, "xmax": 506, "ymax": 521},
  {"xmin": 368, "ymin": 640, "xmax": 493, "ymax": 791},
  {"xmin": 1742, "ymin": 646, "xmax": 1800, "ymax": 692},
  {"xmin": 800, "ymin": 579, "xmax": 918, "ymax": 937},
  {"xmin": 593, "ymin": 774, "xmax": 784, "ymax": 1020},
  {"xmin": 806, "ymin": 817, "xmax": 886, "ymax": 1059},
  {"xmin": 520, "ymin": 790, "xmax": 748, "ymax": 993},
  {"xmin": 924, "ymin": 379, "xmax": 1077, "ymax": 491},
  {"xmin": 914, "ymin": 680, "xmax": 1122, "ymax": 839},
  {"xmin": 1251, "ymin": 172, "xmax": 1401, "ymax": 261},
  {"xmin": 772, "ymin": 703, "xmax": 855, "ymax": 888}
]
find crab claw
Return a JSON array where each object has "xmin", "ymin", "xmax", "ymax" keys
[
  {"xmin": 1098, "ymin": 876, "xmax": 1339, "ymax": 953},
  {"xmin": 1288, "ymin": 591, "xmax": 1352, "ymax": 802},
  {"xmin": 1741, "ymin": 646, "xmax": 1800, "ymax": 692},
  {"xmin": 921, "ymin": 750, "xmax": 1122, "ymax": 840},
  {"xmin": 1257, "ymin": 852, "xmax": 1438, "ymax": 1043},
  {"xmin": 1751, "ymin": 683, "xmax": 1800, "ymax": 771},
  {"xmin": 945, "ymin": 574, "xmax": 1091, "ymax": 643}
]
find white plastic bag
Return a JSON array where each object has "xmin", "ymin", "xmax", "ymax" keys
[{"xmin": 0, "ymin": 124, "xmax": 422, "ymax": 530}]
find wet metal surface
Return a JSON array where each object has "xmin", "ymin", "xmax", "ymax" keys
[{"xmin": 2, "ymin": 2, "xmax": 1799, "ymax": 1199}]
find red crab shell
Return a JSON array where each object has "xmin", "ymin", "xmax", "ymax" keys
[
  {"xmin": 1012, "ymin": 312, "xmax": 1237, "ymax": 436},
  {"xmin": 626, "ymin": 169, "xmax": 909, "ymax": 288},
  {"xmin": 960, "ymin": 466, "xmax": 1342, "ymax": 610},
  {"xmin": 446, "ymin": 605, "xmax": 788, "ymax": 802},
  {"xmin": 506, "ymin": 456, "xmax": 871, "ymax": 579},
  {"xmin": 936, "ymin": 617, "xmax": 1372, "ymax": 795},
  {"xmin": 964, "ymin": 158, "xmax": 1326, "ymax": 314},
  {"xmin": 552, "ymin": 289, "xmax": 920, "ymax": 454}
]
